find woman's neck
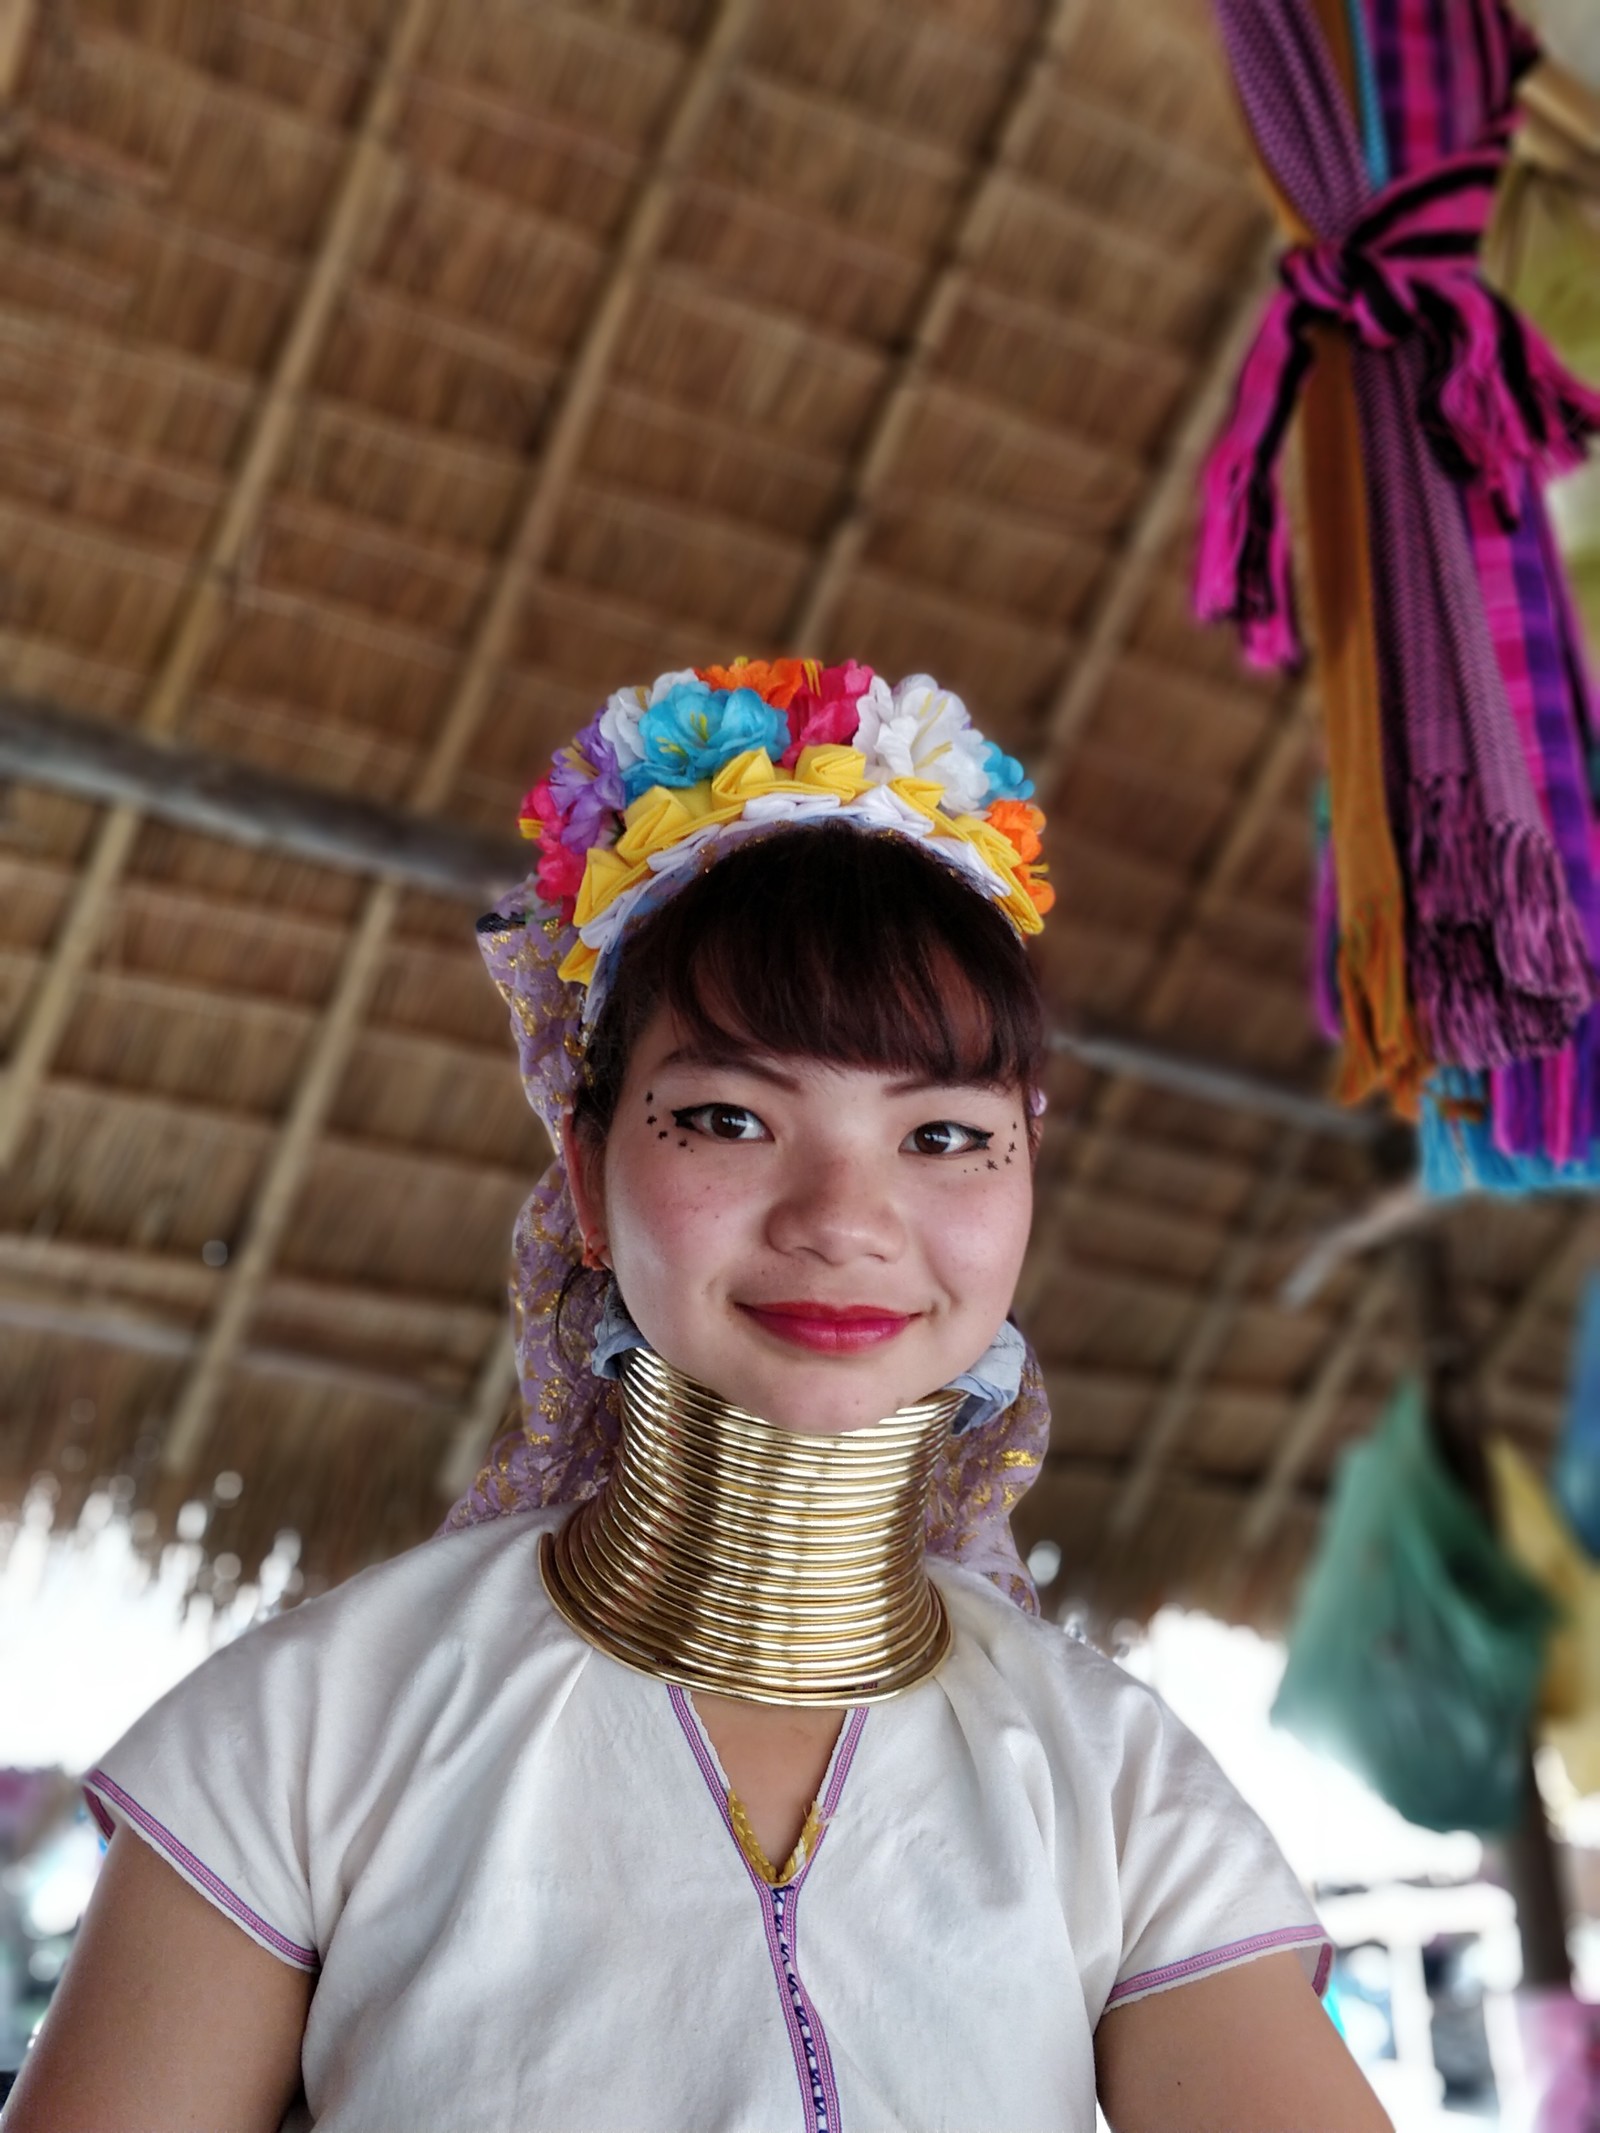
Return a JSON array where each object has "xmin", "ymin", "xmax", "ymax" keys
[{"xmin": 540, "ymin": 1345, "xmax": 962, "ymax": 1705}]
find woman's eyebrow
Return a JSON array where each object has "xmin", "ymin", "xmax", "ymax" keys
[
  {"xmin": 884, "ymin": 1075, "xmax": 1007, "ymax": 1098},
  {"xmin": 656, "ymin": 1044, "xmax": 801, "ymax": 1090}
]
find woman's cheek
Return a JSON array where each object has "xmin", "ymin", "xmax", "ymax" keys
[
  {"xmin": 926, "ymin": 1172, "xmax": 1031, "ymax": 1290},
  {"xmin": 619, "ymin": 1140, "xmax": 746, "ymax": 1258}
]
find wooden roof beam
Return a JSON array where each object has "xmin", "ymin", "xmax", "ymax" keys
[
  {"xmin": 0, "ymin": 691, "xmax": 526, "ymax": 901},
  {"xmin": 156, "ymin": 0, "xmax": 760, "ymax": 1478},
  {"xmin": 0, "ymin": 0, "xmax": 436, "ymax": 1171},
  {"xmin": 0, "ymin": 1232, "xmax": 496, "ymax": 1346},
  {"xmin": 0, "ymin": 1278, "xmax": 462, "ymax": 1415}
]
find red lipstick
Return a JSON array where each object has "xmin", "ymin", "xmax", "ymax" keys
[{"xmin": 738, "ymin": 1301, "xmax": 913, "ymax": 1354}]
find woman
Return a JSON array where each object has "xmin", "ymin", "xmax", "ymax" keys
[{"xmin": 5, "ymin": 662, "xmax": 1389, "ymax": 2132}]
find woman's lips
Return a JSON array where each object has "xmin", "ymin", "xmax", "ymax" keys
[{"xmin": 738, "ymin": 1301, "xmax": 914, "ymax": 1354}]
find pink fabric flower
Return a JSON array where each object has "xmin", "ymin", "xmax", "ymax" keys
[{"xmin": 780, "ymin": 661, "xmax": 875, "ymax": 768}]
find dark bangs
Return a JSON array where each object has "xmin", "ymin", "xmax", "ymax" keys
[{"xmin": 574, "ymin": 823, "xmax": 1047, "ymax": 1137}]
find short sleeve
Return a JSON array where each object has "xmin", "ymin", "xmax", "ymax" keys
[
  {"xmin": 1105, "ymin": 1683, "xmax": 1332, "ymax": 2011},
  {"xmin": 84, "ymin": 1607, "xmax": 320, "ymax": 1972}
]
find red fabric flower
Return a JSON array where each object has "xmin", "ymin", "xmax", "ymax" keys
[
  {"xmin": 780, "ymin": 660, "xmax": 875, "ymax": 768},
  {"xmin": 520, "ymin": 774, "xmax": 588, "ymax": 921}
]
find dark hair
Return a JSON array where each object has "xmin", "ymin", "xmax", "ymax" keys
[{"xmin": 572, "ymin": 823, "xmax": 1047, "ymax": 1142}]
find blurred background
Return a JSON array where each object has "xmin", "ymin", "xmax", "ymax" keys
[{"xmin": 0, "ymin": 0, "xmax": 1598, "ymax": 2124}]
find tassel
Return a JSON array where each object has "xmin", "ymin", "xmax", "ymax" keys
[
  {"xmin": 1423, "ymin": 287, "xmax": 1600, "ymax": 520},
  {"xmin": 1406, "ymin": 788, "xmax": 1595, "ymax": 1069},
  {"xmin": 1193, "ymin": 289, "xmax": 1312, "ymax": 670},
  {"xmin": 1507, "ymin": 304, "xmax": 1600, "ymax": 478}
]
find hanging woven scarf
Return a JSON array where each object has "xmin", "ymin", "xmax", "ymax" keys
[
  {"xmin": 1199, "ymin": 0, "xmax": 1599, "ymax": 1073},
  {"xmin": 1384, "ymin": 0, "xmax": 1600, "ymax": 1180}
]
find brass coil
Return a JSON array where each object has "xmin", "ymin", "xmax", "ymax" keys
[{"xmin": 540, "ymin": 1346, "xmax": 961, "ymax": 1706}]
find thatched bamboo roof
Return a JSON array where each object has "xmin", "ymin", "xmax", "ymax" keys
[{"xmin": 0, "ymin": 0, "xmax": 1593, "ymax": 1633}]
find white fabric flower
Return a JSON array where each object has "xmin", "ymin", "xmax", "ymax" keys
[
  {"xmin": 598, "ymin": 684, "xmax": 648, "ymax": 778},
  {"xmin": 854, "ymin": 674, "xmax": 991, "ymax": 817},
  {"xmin": 597, "ymin": 670, "xmax": 698, "ymax": 781}
]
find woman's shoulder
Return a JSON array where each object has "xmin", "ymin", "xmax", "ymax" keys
[
  {"xmin": 928, "ymin": 1557, "xmax": 1185, "ymax": 1760},
  {"xmin": 136, "ymin": 1506, "xmax": 574, "ymax": 1731}
]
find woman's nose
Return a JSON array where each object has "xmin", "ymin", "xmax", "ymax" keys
[{"xmin": 764, "ymin": 1146, "xmax": 905, "ymax": 1264}]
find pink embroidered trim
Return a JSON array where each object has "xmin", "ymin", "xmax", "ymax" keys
[
  {"xmin": 1106, "ymin": 1921, "xmax": 1333, "ymax": 2007},
  {"xmin": 83, "ymin": 1767, "xmax": 319, "ymax": 1972}
]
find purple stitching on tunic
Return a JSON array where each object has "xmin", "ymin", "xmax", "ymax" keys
[
  {"xmin": 668, "ymin": 1687, "xmax": 862, "ymax": 2133},
  {"xmin": 83, "ymin": 1767, "xmax": 319, "ymax": 1971},
  {"xmin": 1105, "ymin": 1921, "xmax": 1331, "ymax": 2007}
]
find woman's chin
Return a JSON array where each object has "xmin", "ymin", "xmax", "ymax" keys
[{"xmin": 667, "ymin": 1344, "xmax": 943, "ymax": 1437}]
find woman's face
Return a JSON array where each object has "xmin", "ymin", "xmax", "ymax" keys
[{"xmin": 568, "ymin": 1006, "xmax": 1034, "ymax": 1434}]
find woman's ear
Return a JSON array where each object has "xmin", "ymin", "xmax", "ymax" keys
[{"xmin": 562, "ymin": 1113, "xmax": 609, "ymax": 1270}]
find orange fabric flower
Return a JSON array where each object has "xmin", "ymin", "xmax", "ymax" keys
[
  {"xmin": 696, "ymin": 657, "xmax": 813, "ymax": 710},
  {"xmin": 1019, "ymin": 867, "xmax": 1055, "ymax": 918},
  {"xmin": 985, "ymin": 799, "xmax": 1046, "ymax": 867}
]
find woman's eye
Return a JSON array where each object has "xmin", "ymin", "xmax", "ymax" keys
[
  {"xmin": 903, "ymin": 1120, "xmax": 993, "ymax": 1157},
  {"xmin": 670, "ymin": 1103, "xmax": 770, "ymax": 1143}
]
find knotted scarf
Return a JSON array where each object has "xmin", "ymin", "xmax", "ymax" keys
[{"xmin": 1199, "ymin": 0, "xmax": 1597, "ymax": 1077}]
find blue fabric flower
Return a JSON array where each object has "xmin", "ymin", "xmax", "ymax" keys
[
  {"xmin": 981, "ymin": 740, "xmax": 1034, "ymax": 803},
  {"xmin": 621, "ymin": 683, "xmax": 788, "ymax": 802}
]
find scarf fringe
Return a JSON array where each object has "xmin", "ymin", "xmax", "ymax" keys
[
  {"xmin": 1408, "ymin": 787, "xmax": 1595, "ymax": 1069},
  {"xmin": 1427, "ymin": 291, "xmax": 1600, "ymax": 519},
  {"xmin": 1193, "ymin": 289, "xmax": 1308, "ymax": 671},
  {"xmin": 1194, "ymin": 441, "xmax": 1303, "ymax": 671}
]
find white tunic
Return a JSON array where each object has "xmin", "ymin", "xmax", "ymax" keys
[{"xmin": 86, "ymin": 1510, "xmax": 1328, "ymax": 2133}]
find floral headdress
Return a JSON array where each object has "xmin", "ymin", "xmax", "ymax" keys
[
  {"xmin": 519, "ymin": 658, "xmax": 1053, "ymax": 1015},
  {"xmin": 443, "ymin": 659, "xmax": 1055, "ymax": 1614}
]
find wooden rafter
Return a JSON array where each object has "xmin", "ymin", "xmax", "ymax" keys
[
  {"xmin": 1238, "ymin": 1262, "xmax": 1401, "ymax": 1554},
  {"xmin": 1107, "ymin": 1127, "xmax": 1310, "ymax": 1539},
  {"xmin": 1029, "ymin": 237, "xmax": 1277, "ymax": 801},
  {"xmin": 436, "ymin": 1334, "xmax": 520, "ymax": 1500},
  {"xmin": 1473, "ymin": 1202, "xmax": 1599, "ymax": 1392},
  {"xmin": 0, "ymin": 0, "xmax": 35, "ymax": 100},
  {"xmin": 159, "ymin": 0, "xmax": 760, "ymax": 1475},
  {"xmin": 0, "ymin": 0, "xmax": 437, "ymax": 1169},
  {"xmin": 1017, "ymin": 684, "xmax": 1319, "ymax": 1551},
  {"xmin": 785, "ymin": 0, "xmax": 1094, "ymax": 648},
  {"xmin": 161, "ymin": 880, "xmax": 404, "ymax": 1468},
  {"xmin": 1016, "ymin": 680, "xmax": 1315, "ymax": 1320}
]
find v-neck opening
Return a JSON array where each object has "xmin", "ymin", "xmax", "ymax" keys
[{"xmin": 667, "ymin": 1685, "xmax": 870, "ymax": 1891}]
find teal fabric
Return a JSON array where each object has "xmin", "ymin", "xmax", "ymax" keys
[
  {"xmin": 1420, "ymin": 1068, "xmax": 1600, "ymax": 1195},
  {"xmin": 1274, "ymin": 1378, "xmax": 1555, "ymax": 1833},
  {"xmin": 1344, "ymin": 0, "xmax": 1391, "ymax": 186}
]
